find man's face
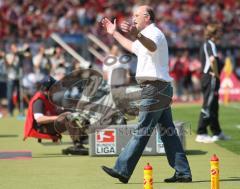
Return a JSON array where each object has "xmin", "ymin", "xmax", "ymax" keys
[
  {"xmin": 210, "ymin": 29, "xmax": 221, "ymax": 44},
  {"xmin": 132, "ymin": 6, "xmax": 150, "ymax": 31},
  {"xmin": 11, "ymin": 44, "xmax": 17, "ymax": 53},
  {"xmin": 215, "ymin": 30, "xmax": 222, "ymax": 43},
  {"xmin": 39, "ymin": 46, "xmax": 45, "ymax": 54}
]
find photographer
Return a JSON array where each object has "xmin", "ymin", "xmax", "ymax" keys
[
  {"xmin": 0, "ymin": 51, "xmax": 6, "ymax": 116},
  {"xmin": 18, "ymin": 44, "xmax": 36, "ymax": 103},
  {"xmin": 24, "ymin": 76, "xmax": 88, "ymax": 155},
  {"xmin": 50, "ymin": 47, "xmax": 66, "ymax": 73},
  {"xmin": 18, "ymin": 43, "xmax": 34, "ymax": 76},
  {"xmin": 33, "ymin": 45, "xmax": 52, "ymax": 77},
  {"xmin": 5, "ymin": 43, "xmax": 20, "ymax": 116}
]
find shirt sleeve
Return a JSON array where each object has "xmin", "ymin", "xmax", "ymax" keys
[
  {"xmin": 147, "ymin": 30, "xmax": 160, "ymax": 45},
  {"xmin": 131, "ymin": 40, "xmax": 139, "ymax": 55},
  {"xmin": 33, "ymin": 99, "xmax": 45, "ymax": 114},
  {"xmin": 32, "ymin": 54, "xmax": 42, "ymax": 67},
  {"xmin": 206, "ymin": 42, "xmax": 214, "ymax": 57}
]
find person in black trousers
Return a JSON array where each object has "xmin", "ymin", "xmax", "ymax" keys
[{"xmin": 196, "ymin": 23, "xmax": 230, "ymax": 143}]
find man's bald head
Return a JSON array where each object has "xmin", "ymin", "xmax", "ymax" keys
[
  {"xmin": 138, "ymin": 5, "xmax": 155, "ymax": 22},
  {"xmin": 132, "ymin": 5, "xmax": 155, "ymax": 30}
]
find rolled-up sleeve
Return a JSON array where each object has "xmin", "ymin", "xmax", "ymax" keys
[{"xmin": 147, "ymin": 31, "xmax": 160, "ymax": 46}]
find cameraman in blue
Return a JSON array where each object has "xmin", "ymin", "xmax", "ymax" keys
[{"xmin": 101, "ymin": 5, "xmax": 192, "ymax": 183}]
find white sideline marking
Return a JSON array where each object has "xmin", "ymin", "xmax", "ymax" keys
[
  {"xmin": 235, "ymin": 125, "xmax": 240, "ymax": 129},
  {"xmin": 226, "ymin": 104, "xmax": 240, "ymax": 110}
]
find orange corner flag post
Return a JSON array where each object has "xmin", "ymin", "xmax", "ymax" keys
[
  {"xmin": 144, "ymin": 163, "xmax": 153, "ymax": 189},
  {"xmin": 210, "ymin": 154, "xmax": 220, "ymax": 189}
]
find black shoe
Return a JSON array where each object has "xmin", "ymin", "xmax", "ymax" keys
[
  {"xmin": 101, "ymin": 166, "xmax": 129, "ymax": 184},
  {"xmin": 62, "ymin": 146, "xmax": 88, "ymax": 155},
  {"xmin": 80, "ymin": 135, "xmax": 89, "ymax": 145},
  {"xmin": 164, "ymin": 175, "xmax": 192, "ymax": 183}
]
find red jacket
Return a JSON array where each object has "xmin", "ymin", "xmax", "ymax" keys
[{"xmin": 24, "ymin": 92, "xmax": 59, "ymax": 141}]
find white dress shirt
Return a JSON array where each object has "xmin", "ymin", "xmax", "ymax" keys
[{"xmin": 132, "ymin": 23, "xmax": 173, "ymax": 83}]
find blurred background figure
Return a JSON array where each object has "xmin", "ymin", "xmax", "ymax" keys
[
  {"xmin": 33, "ymin": 45, "xmax": 52, "ymax": 77},
  {"xmin": 4, "ymin": 43, "xmax": 20, "ymax": 116},
  {"xmin": 196, "ymin": 23, "xmax": 230, "ymax": 143},
  {"xmin": 50, "ymin": 46, "xmax": 66, "ymax": 74},
  {"xmin": 235, "ymin": 50, "xmax": 240, "ymax": 79},
  {"xmin": 189, "ymin": 56, "xmax": 202, "ymax": 100},
  {"xmin": 181, "ymin": 51, "xmax": 194, "ymax": 101},
  {"xmin": 170, "ymin": 53, "xmax": 185, "ymax": 101}
]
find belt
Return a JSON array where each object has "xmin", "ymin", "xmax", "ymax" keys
[{"xmin": 140, "ymin": 80, "xmax": 169, "ymax": 88}]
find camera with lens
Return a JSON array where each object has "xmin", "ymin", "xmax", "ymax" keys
[
  {"xmin": 44, "ymin": 47, "xmax": 56, "ymax": 57},
  {"xmin": 16, "ymin": 44, "xmax": 31, "ymax": 57}
]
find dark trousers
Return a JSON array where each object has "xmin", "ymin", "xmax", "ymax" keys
[
  {"xmin": 36, "ymin": 112, "xmax": 85, "ymax": 145},
  {"xmin": 7, "ymin": 79, "xmax": 20, "ymax": 115},
  {"xmin": 197, "ymin": 74, "xmax": 221, "ymax": 135},
  {"xmin": 113, "ymin": 82, "xmax": 191, "ymax": 179}
]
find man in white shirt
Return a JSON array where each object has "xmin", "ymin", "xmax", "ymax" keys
[{"xmin": 101, "ymin": 5, "xmax": 192, "ymax": 183}]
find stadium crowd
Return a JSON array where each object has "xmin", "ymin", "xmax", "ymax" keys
[
  {"xmin": 0, "ymin": 0, "xmax": 240, "ymax": 116},
  {"xmin": 1, "ymin": 0, "xmax": 239, "ymax": 47}
]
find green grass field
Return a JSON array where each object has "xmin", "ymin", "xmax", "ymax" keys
[{"xmin": 0, "ymin": 103, "xmax": 239, "ymax": 189}]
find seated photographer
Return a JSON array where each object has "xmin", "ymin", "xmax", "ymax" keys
[{"xmin": 24, "ymin": 76, "xmax": 88, "ymax": 155}]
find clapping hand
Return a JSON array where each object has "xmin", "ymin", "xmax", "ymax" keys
[
  {"xmin": 102, "ymin": 18, "xmax": 116, "ymax": 35},
  {"xmin": 120, "ymin": 21, "xmax": 138, "ymax": 37}
]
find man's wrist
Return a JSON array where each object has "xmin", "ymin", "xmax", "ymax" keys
[
  {"xmin": 136, "ymin": 32, "xmax": 142, "ymax": 39},
  {"xmin": 52, "ymin": 116, "xmax": 58, "ymax": 121},
  {"xmin": 112, "ymin": 30, "xmax": 117, "ymax": 37}
]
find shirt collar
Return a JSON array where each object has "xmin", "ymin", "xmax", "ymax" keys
[{"xmin": 141, "ymin": 23, "xmax": 155, "ymax": 34}]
